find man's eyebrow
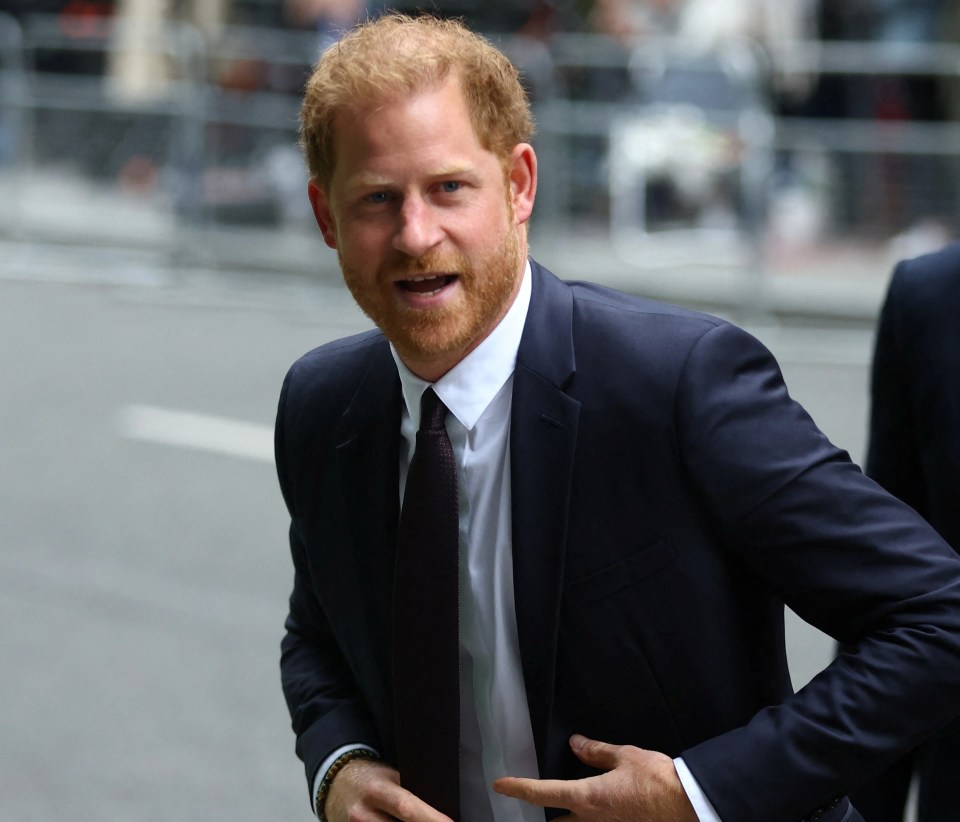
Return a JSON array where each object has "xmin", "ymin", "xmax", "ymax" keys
[
  {"xmin": 348, "ymin": 165, "xmax": 476, "ymax": 189},
  {"xmin": 430, "ymin": 164, "xmax": 474, "ymax": 177},
  {"xmin": 347, "ymin": 173, "xmax": 394, "ymax": 189}
]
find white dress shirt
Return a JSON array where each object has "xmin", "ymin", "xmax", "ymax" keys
[
  {"xmin": 315, "ymin": 260, "xmax": 720, "ymax": 821},
  {"xmin": 394, "ymin": 261, "xmax": 541, "ymax": 821}
]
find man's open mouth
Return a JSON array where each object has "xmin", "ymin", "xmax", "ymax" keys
[{"xmin": 398, "ymin": 274, "xmax": 457, "ymax": 296}]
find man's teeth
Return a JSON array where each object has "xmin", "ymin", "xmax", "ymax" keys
[{"xmin": 401, "ymin": 274, "xmax": 450, "ymax": 296}]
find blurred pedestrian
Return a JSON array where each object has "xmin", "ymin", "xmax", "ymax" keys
[
  {"xmin": 276, "ymin": 13, "xmax": 960, "ymax": 822},
  {"xmin": 848, "ymin": 242, "xmax": 960, "ymax": 822},
  {"xmin": 586, "ymin": 0, "xmax": 816, "ymax": 50},
  {"xmin": 587, "ymin": 0, "xmax": 681, "ymax": 42},
  {"xmin": 284, "ymin": 0, "xmax": 370, "ymax": 52}
]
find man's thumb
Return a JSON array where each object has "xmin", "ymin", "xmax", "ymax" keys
[{"xmin": 569, "ymin": 734, "xmax": 619, "ymax": 770}]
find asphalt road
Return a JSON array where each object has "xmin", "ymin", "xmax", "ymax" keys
[{"xmin": 0, "ymin": 251, "xmax": 879, "ymax": 821}]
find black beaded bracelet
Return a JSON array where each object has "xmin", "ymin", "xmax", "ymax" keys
[
  {"xmin": 802, "ymin": 796, "xmax": 843, "ymax": 821},
  {"xmin": 315, "ymin": 748, "xmax": 381, "ymax": 821}
]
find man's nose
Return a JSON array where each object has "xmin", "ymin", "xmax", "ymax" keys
[{"xmin": 393, "ymin": 196, "xmax": 442, "ymax": 258}]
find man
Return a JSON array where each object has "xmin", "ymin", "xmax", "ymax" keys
[
  {"xmin": 847, "ymin": 244, "xmax": 960, "ymax": 822},
  {"xmin": 276, "ymin": 14, "xmax": 960, "ymax": 822}
]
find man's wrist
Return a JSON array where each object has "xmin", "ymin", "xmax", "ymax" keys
[
  {"xmin": 315, "ymin": 747, "xmax": 381, "ymax": 820},
  {"xmin": 674, "ymin": 757, "xmax": 722, "ymax": 822}
]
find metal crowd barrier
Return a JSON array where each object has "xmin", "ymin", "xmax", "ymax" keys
[
  {"xmin": 0, "ymin": 12, "xmax": 25, "ymax": 231},
  {"xmin": 771, "ymin": 40, "xmax": 960, "ymax": 239},
  {"xmin": 2, "ymin": 14, "xmax": 960, "ymax": 292}
]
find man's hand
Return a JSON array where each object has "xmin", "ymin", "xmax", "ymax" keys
[
  {"xmin": 324, "ymin": 758, "xmax": 454, "ymax": 822},
  {"xmin": 492, "ymin": 734, "xmax": 699, "ymax": 821}
]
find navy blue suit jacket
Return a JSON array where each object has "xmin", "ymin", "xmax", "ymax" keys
[{"xmin": 277, "ymin": 261, "xmax": 960, "ymax": 821}]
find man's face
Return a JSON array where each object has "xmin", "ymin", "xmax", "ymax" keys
[{"xmin": 308, "ymin": 76, "xmax": 536, "ymax": 380}]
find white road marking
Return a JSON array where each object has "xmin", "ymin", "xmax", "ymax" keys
[{"xmin": 118, "ymin": 404, "xmax": 273, "ymax": 462}]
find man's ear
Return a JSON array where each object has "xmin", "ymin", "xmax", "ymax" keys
[
  {"xmin": 508, "ymin": 143, "xmax": 537, "ymax": 226},
  {"xmin": 307, "ymin": 178, "xmax": 338, "ymax": 249}
]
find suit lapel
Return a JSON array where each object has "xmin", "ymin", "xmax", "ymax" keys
[
  {"xmin": 511, "ymin": 263, "xmax": 580, "ymax": 776},
  {"xmin": 335, "ymin": 344, "xmax": 402, "ymax": 660}
]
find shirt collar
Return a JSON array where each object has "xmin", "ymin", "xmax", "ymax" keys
[{"xmin": 392, "ymin": 259, "xmax": 532, "ymax": 431}]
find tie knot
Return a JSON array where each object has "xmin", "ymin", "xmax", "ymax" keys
[{"xmin": 418, "ymin": 387, "xmax": 448, "ymax": 432}]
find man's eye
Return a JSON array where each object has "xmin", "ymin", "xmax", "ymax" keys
[
  {"xmin": 366, "ymin": 192, "xmax": 390, "ymax": 204},
  {"xmin": 439, "ymin": 181, "xmax": 461, "ymax": 193}
]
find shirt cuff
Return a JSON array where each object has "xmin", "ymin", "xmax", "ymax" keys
[
  {"xmin": 674, "ymin": 756, "xmax": 722, "ymax": 822},
  {"xmin": 312, "ymin": 743, "xmax": 380, "ymax": 816}
]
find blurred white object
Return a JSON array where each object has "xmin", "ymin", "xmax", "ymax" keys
[{"xmin": 888, "ymin": 219, "xmax": 954, "ymax": 265}]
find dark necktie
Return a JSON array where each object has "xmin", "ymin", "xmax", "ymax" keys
[{"xmin": 392, "ymin": 387, "xmax": 461, "ymax": 819}]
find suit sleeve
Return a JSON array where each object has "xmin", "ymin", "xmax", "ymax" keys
[
  {"xmin": 275, "ymin": 369, "xmax": 383, "ymax": 804},
  {"xmin": 866, "ymin": 265, "xmax": 927, "ymax": 514},
  {"xmin": 672, "ymin": 321, "xmax": 960, "ymax": 822}
]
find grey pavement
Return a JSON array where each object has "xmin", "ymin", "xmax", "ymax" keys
[
  {"xmin": 0, "ymin": 263, "xmax": 371, "ymax": 821},
  {"xmin": 0, "ymin": 234, "xmax": 890, "ymax": 820}
]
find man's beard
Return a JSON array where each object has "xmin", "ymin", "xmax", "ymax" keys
[{"xmin": 341, "ymin": 223, "xmax": 523, "ymax": 366}]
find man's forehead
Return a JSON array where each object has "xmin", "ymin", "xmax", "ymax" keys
[
  {"xmin": 337, "ymin": 74, "xmax": 462, "ymax": 121},
  {"xmin": 326, "ymin": 78, "xmax": 491, "ymax": 183}
]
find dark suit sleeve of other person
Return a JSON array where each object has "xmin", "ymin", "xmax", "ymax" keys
[
  {"xmin": 565, "ymin": 289, "xmax": 960, "ymax": 819},
  {"xmin": 848, "ymin": 245, "xmax": 960, "ymax": 822},
  {"xmin": 866, "ymin": 245, "xmax": 960, "ymax": 550},
  {"xmin": 275, "ymin": 329, "xmax": 399, "ymax": 801}
]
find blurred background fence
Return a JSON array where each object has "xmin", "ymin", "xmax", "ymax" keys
[{"xmin": 3, "ymin": 1, "xmax": 960, "ymax": 317}]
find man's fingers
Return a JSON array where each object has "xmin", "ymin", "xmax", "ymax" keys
[
  {"xmin": 569, "ymin": 733, "xmax": 622, "ymax": 770},
  {"xmin": 371, "ymin": 780, "xmax": 454, "ymax": 822},
  {"xmin": 492, "ymin": 775, "xmax": 582, "ymax": 809},
  {"xmin": 327, "ymin": 759, "xmax": 453, "ymax": 822},
  {"xmin": 496, "ymin": 742, "xmax": 696, "ymax": 821},
  {"xmin": 493, "ymin": 736, "xmax": 629, "ymax": 810}
]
